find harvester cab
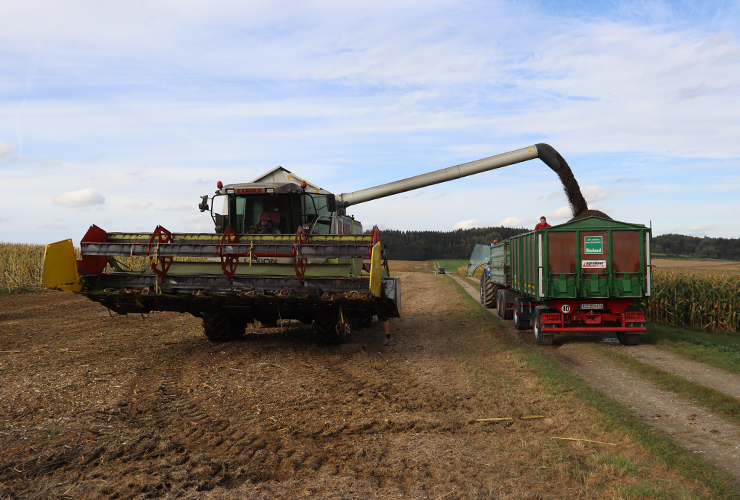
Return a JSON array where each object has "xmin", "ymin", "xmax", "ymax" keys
[
  {"xmin": 202, "ymin": 181, "xmax": 357, "ymax": 237},
  {"xmin": 42, "ymin": 143, "xmax": 584, "ymax": 345}
]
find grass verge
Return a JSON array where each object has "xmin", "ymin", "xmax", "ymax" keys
[
  {"xmin": 642, "ymin": 323, "xmax": 740, "ymax": 377},
  {"xmin": 446, "ymin": 276, "xmax": 739, "ymax": 499}
]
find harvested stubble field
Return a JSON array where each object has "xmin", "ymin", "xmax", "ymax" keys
[{"xmin": 2, "ymin": 272, "xmax": 731, "ymax": 499}]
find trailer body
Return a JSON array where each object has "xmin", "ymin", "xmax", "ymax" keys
[{"xmin": 472, "ymin": 216, "xmax": 651, "ymax": 345}]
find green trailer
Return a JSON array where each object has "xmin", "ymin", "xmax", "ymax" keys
[{"xmin": 470, "ymin": 216, "xmax": 651, "ymax": 345}]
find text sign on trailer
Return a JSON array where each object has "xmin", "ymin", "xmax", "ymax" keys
[{"xmin": 584, "ymin": 236, "xmax": 603, "ymax": 254}]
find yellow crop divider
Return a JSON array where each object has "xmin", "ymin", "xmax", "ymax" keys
[
  {"xmin": 42, "ymin": 239, "xmax": 83, "ymax": 293},
  {"xmin": 369, "ymin": 242, "xmax": 382, "ymax": 297}
]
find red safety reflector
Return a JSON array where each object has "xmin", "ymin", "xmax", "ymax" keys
[
  {"xmin": 542, "ymin": 313, "xmax": 562, "ymax": 322},
  {"xmin": 625, "ymin": 312, "xmax": 645, "ymax": 321}
]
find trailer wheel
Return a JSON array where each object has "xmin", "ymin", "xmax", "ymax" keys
[
  {"xmin": 502, "ymin": 291, "xmax": 514, "ymax": 320},
  {"xmin": 496, "ymin": 289, "xmax": 504, "ymax": 318},
  {"xmin": 617, "ymin": 333, "xmax": 640, "ymax": 345},
  {"xmin": 480, "ymin": 274, "xmax": 485, "ymax": 304},
  {"xmin": 618, "ymin": 305, "xmax": 644, "ymax": 345},
  {"xmin": 513, "ymin": 302, "xmax": 529, "ymax": 330},
  {"xmin": 202, "ymin": 311, "xmax": 247, "ymax": 342},
  {"xmin": 533, "ymin": 308, "xmax": 554, "ymax": 346}
]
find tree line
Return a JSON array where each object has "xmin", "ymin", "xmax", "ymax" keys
[
  {"xmin": 651, "ymin": 234, "xmax": 740, "ymax": 260},
  {"xmin": 375, "ymin": 227, "xmax": 740, "ymax": 261},
  {"xmin": 379, "ymin": 226, "xmax": 528, "ymax": 261}
]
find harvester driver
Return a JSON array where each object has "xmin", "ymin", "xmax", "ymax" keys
[{"xmin": 257, "ymin": 202, "xmax": 281, "ymax": 234}]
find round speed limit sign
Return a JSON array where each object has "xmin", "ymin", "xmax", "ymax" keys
[{"xmin": 561, "ymin": 304, "xmax": 571, "ymax": 313}]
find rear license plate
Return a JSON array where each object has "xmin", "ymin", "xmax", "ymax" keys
[{"xmin": 580, "ymin": 304, "xmax": 604, "ymax": 310}]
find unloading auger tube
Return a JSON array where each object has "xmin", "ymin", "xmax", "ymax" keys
[{"xmin": 336, "ymin": 143, "xmax": 585, "ymax": 217}]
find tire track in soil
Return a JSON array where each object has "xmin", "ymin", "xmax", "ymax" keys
[
  {"xmin": 452, "ymin": 275, "xmax": 740, "ymax": 480},
  {"xmin": 45, "ymin": 274, "xmax": 490, "ymax": 498}
]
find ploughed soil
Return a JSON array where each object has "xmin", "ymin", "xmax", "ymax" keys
[{"xmin": 0, "ymin": 273, "xmax": 723, "ymax": 499}]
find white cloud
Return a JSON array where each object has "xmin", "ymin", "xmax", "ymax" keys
[
  {"xmin": 131, "ymin": 201, "xmax": 152, "ymax": 210},
  {"xmin": 544, "ymin": 206, "xmax": 572, "ymax": 220},
  {"xmin": 581, "ymin": 185, "xmax": 611, "ymax": 202},
  {"xmin": 39, "ymin": 159, "xmax": 63, "ymax": 168},
  {"xmin": 163, "ymin": 204, "xmax": 192, "ymax": 211},
  {"xmin": 181, "ymin": 214, "xmax": 206, "ymax": 222},
  {"xmin": 0, "ymin": 141, "xmax": 13, "ymax": 159},
  {"xmin": 499, "ymin": 216, "xmax": 526, "ymax": 227},
  {"xmin": 38, "ymin": 220, "xmax": 68, "ymax": 230},
  {"xmin": 453, "ymin": 219, "xmax": 486, "ymax": 230},
  {"xmin": 688, "ymin": 225, "xmax": 717, "ymax": 232},
  {"xmin": 53, "ymin": 188, "xmax": 105, "ymax": 207}
]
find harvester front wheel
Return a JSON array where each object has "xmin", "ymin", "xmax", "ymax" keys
[
  {"xmin": 313, "ymin": 316, "xmax": 349, "ymax": 345},
  {"xmin": 202, "ymin": 311, "xmax": 247, "ymax": 342}
]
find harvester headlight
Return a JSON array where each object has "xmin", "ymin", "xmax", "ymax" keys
[
  {"xmin": 226, "ymin": 188, "xmax": 235, "ymax": 194},
  {"xmin": 265, "ymin": 188, "xmax": 275, "ymax": 194}
]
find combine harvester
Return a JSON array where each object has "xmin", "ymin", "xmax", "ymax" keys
[{"xmin": 42, "ymin": 144, "xmax": 601, "ymax": 344}]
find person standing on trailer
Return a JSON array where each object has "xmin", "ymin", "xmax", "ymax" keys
[{"xmin": 534, "ymin": 216, "xmax": 551, "ymax": 230}]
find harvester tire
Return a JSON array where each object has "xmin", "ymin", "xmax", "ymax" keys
[
  {"xmin": 483, "ymin": 275, "xmax": 496, "ymax": 309},
  {"xmin": 202, "ymin": 311, "xmax": 246, "ymax": 342},
  {"xmin": 479, "ymin": 275, "xmax": 485, "ymax": 304},
  {"xmin": 313, "ymin": 317, "xmax": 349, "ymax": 345},
  {"xmin": 533, "ymin": 307, "xmax": 554, "ymax": 346}
]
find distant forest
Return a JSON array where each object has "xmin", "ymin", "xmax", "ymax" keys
[
  {"xmin": 376, "ymin": 227, "xmax": 740, "ymax": 261},
  {"xmin": 380, "ymin": 227, "xmax": 528, "ymax": 261},
  {"xmin": 651, "ymin": 234, "xmax": 740, "ymax": 260}
]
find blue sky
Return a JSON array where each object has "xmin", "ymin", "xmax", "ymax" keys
[{"xmin": 1, "ymin": 0, "xmax": 739, "ymax": 244}]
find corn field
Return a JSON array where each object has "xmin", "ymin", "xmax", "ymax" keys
[
  {"xmin": 0, "ymin": 243, "xmax": 205, "ymax": 294},
  {"xmin": 645, "ymin": 270, "xmax": 740, "ymax": 333},
  {"xmin": 0, "ymin": 243, "xmax": 47, "ymax": 293}
]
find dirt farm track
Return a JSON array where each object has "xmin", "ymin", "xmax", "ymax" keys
[{"xmin": 1, "ymin": 269, "xmax": 737, "ymax": 499}]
